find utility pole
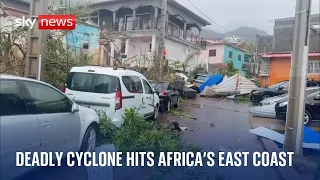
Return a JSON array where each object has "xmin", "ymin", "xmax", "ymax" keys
[
  {"xmin": 158, "ymin": 0, "xmax": 168, "ymax": 75},
  {"xmin": 24, "ymin": 0, "xmax": 49, "ymax": 80},
  {"xmin": 284, "ymin": 0, "xmax": 312, "ymax": 155}
]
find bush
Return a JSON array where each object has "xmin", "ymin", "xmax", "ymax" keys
[{"xmin": 99, "ymin": 108, "xmax": 181, "ymax": 155}]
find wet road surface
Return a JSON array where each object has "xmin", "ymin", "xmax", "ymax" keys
[{"xmin": 157, "ymin": 97, "xmax": 281, "ymax": 180}]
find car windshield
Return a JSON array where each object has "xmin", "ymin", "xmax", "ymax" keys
[
  {"xmin": 150, "ymin": 82, "xmax": 168, "ymax": 91},
  {"xmin": 269, "ymin": 81, "xmax": 287, "ymax": 89}
]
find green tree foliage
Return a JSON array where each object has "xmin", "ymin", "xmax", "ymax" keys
[
  {"xmin": 220, "ymin": 61, "xmax": 239, "ymax": 77},
  {"xmin": 0, "ymin": 3, "xmax": 92, "ymax": 89}
]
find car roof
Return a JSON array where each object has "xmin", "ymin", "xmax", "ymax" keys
[
  {"xmin": 1, "ymin": 74, "xmax": 46, "ymax": 84},
  {"xmin": 70, "ymin": 66, "xmax": 145, "ymax": 77}
]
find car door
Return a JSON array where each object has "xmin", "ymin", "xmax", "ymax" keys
[
  {"xmin": 142, "ymin": 79, "xmax": 154, "ymax": 117},
  {"xmin": 65, "ymin": 72, "xmax": 94, "ymax": 108},
  {"xmin": 0, "ymin": 80, "xmax": 40, "ymax": 180},
  {"xmin": 121, "ymin": 76, "xmax": 144, "ymax": 116},
  {"xmin": 21, "ymin": 81, "xmax": 81, "ymax": 154},
  {"xmin": 90, "ymin": 74, "xmax": 120, "ymax": 118}
]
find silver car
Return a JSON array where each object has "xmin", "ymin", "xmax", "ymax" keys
[
  {"xmin": 0, "ymin": 74, "xmax": 100, "ymax": 180},
  {"xmin": 260, "ymin": 87, "xmax": 320, "ymax": 106}
]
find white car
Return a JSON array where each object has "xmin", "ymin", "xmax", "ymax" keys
[
  {"xmin": 64, "ymin": 66, "xmax": 160, "ymax": 127},
  {"xmin": 0, "ymin": 74, "xmax": 100, "ymax": 180}
]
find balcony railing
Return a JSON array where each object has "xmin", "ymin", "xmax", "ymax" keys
[
  {"xmin": 115, "ymin": 19, "xmax": 159, "ymax": 31},
  {"xmin": 111, "ymin": 19, "xmax": 206, "ymax": 48},
  {"xmin": 259, "ymin": 65, "xmax": 270, "ymax": 76}
]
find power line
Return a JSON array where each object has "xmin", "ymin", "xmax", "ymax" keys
[{"xmin": 186, "ymin": 0, "xmax": 230, "ymax": 32}]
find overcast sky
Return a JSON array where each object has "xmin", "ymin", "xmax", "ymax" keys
[{"xmin": 176, "ymin": 0, "xmax": 320, "ymax": 34}]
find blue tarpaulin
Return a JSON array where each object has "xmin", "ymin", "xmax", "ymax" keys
[
  {"xmin": 304, "ymin": 126, "xmax": 320, "ymax": 144},
  {"xmin": 199, "ymin": 74, "xmax": 223, "ymax": 92}
]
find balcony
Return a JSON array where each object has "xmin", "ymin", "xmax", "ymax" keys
[
  {"xmin": 114, "ymin": 19, "xmax": 159, "ymax": 31},
  {"xmin": 112, "ymin": 19, "xmax": 206, "ymax": 48},
  {"xmin": 259, "ymin": 65, "xmax": 270, "ymax": 76}
]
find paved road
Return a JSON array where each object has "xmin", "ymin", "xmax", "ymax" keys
[
  {"xmin": 168, "ymin": 97, "xmax": 281, "ymax": 180},
  {"xmin": 114, "ymin": 97, "xmax": 281, "ymax": 180}
]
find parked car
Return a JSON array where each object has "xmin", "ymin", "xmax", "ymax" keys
[
  {"xmin": 179, "ymin": 86, "xmax": 197, "ymax": 99},
  {"xmin": 259, "ymin": 86, "xmax": 320, "ymax": 106},
  {"xmin": 194, "ymin": 74, "xmax": 208, "ymax": 84},
  {"xmin": 275, "ymin": 90, "xmax": 320, "ymax": 126},
  {"xmin": 0, "ymin": 74, "xmax": 100, "ymax": 180},
  {"xmin": 64, "ymin": 66, "xmax": 160, "ymax": 126},
  {"xmin": 149, "ymin": 81, "xmax": 179, "ymax": 112},
  {"xmin": 249, "ymin": 80, "xmax": 319, "ymax": 104}
]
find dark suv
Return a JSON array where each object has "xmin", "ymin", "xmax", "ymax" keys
[{"xmin": 249, "ymin": 80, "xmax": 319, "ymax": 104}]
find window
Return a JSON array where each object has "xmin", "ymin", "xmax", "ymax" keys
[
  {"xmin": 121, "ymin": 43, "xmax": 126, "ymax": 54},
  {"xmin": 229, "ymin": 51, "xmax": 233, "ymax": 58},
  {"xmin": 0, "ymin": 80, "xmax": 28, "ymax": 116},
  {"xmin": 66, "ymin": 72, "xmax": 119, "ymax": 94},
  {"xmin": 308, "ymin": 61, "xmax": 320, "ymax": 74},
  {"xmin": 95, "ymin": 75, "xmax": 119, "ymax": 94},
  {"xmin": 82, "ymin": 42, "xmax": 89, "ymax": 50},
  {"xmin": 149, "ymin": 44, "xmax": 152, "ymax": 52},
  {"xmin": 142, "ymin": 80, "xmax": 153, "ymax": 94},
  {"xmin": 122, "ymin": 76, "xmax": 143, "ymax": 93},
  {"xmin": 209, "ymin": 49, "xmax": 216, "ymax": 57},
  {"xmin": 238, "ymin": 54, "xmax": 242, "ymax": 61},
  {"xmin": 23, "ymin": 81, "xmax": 72, "ymax": 114},
  {"xmin": 280, "ymin": 82, "xmax": 289, "ymax": 89}
]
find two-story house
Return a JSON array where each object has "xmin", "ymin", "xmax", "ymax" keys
[
  {"xmin": 201, "ymin": 42, "xmax": 248, "ymax": 75},
  {"xmin": 257, "ymin": 14, "xmax": 320, "ymax": 86},
  {"xmin": 84, "ymin": 0, "xmax": 211, "ymax": 71}
]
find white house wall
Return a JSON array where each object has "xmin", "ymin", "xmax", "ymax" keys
[{"xmin": 164, "ymin": 38, "xmax": 200, "ymax": 71}]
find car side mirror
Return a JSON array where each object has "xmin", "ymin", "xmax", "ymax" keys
[
  {"xmin": 277, "ymin": 87, "xmax": 284, "ymax": 90},
  {"xmin": 71, "ymin": 103, "xmax": 79, "ymax": 113},
  {"xmin": 314, "ymin": 94, "xmax": 320, "ymax": 100}
]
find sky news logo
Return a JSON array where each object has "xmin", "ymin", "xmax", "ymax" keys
[{"xmin": 15, "ymin": 15, "xmax": 76, "ymax": 30}]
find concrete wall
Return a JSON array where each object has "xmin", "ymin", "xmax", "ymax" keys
[
  {"xmin": 127, "ymin": 37, "xmax": 153, "ymax": 57},
  {"xmin": 223, "ymin": 45, "xmax": 246, "ymax": 75},
  {"xmin": 269, "ymin": 56, "xmax": 320, "ymax": 85},
  {"xmin": 164, "ymin": 38, "xmax": 200, "ymax": 71},
  {"xmin": 65, "ymin": 23, "xmax": 100, "ymax": 65},
  {"xmin": 273, "ymin": 14, "xmax": 320, "ymax": 52}
]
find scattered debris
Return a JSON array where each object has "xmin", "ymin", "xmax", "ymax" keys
[
  {"xmin": 201, "ymin": 73, "xmax": 257, "ymax": 97},
  {"xmin": 249, "ymin": 126, "xmax": 320, "ymax": 150}
]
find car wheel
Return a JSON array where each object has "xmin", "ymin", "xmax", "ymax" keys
[
  {"xmin": 174, "ymin": 98, "xmax": 179, "ymax": 108},
  {"xmin": 304, "ymin": 110, "xmax": 312, "ymax": 126},
  {"xmin": 80, "ymin": 125, "xmax": 97, "ymax": 152},
  {"xmin": 261, "ymin": 95, "xmax": 271, "ymax": 100}
]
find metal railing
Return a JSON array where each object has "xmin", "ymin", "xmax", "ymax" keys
[
  {"xmin": 115, "ymin": 19, "xmax": 159, "ymax": 31},
  {"xmin": 112, "ymin": 19, "xmax": 206, "ymax": 48}
]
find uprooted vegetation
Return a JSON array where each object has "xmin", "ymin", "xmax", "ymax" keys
[
  {"xmin": 97, "ymin": 108, "xmax": 230, "ymax": 180},
  {"xmin": 98, "ymin": 108, "xmax": 182, "ymax": 154}
]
